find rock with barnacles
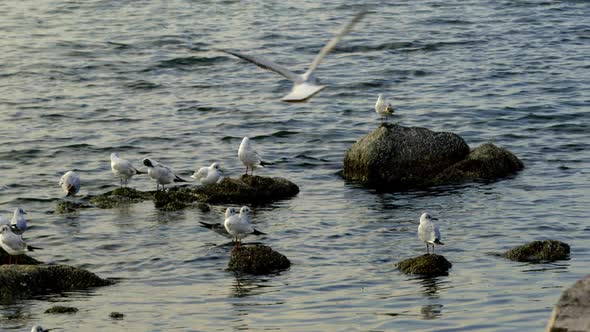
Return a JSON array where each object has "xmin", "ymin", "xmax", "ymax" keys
[
  {"xmin": 89, "ymin": 187, "xmax": 154, "ymax": 208},
  {"xmin": 396, "ymin": 254, "xmax": 452, "ymax": 276},
  {"xmin": 545, "ymin": 275, "xmax": 590, "ymax": 332},
  {"xmin": 0, "ymin": 264, "xmax": 114, "ymax": 303},
  {"xmin": 503, "ymin": 240, "xmax": 570, "ymax": 262},
  {"xmin": 342, "ymin": 123, "xmax": 523, "ymax": 190},
  {"xmin": 227, "ymin": 244, "xmax": 290, "ymax": 275}
]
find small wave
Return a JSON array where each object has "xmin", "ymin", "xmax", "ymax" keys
[
  {"xmin": 123, "ymin": 80, "xmax": 161, "ymax": 90},
  {"xmin": 153, "ymin": 56, "xmax": 226, "ymax": 69}
]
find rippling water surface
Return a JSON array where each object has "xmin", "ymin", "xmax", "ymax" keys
[{"xmin": 1, "ymin": 1, "xmax": 589, "ymax": 331}]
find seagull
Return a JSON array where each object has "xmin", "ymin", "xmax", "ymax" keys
[
  {"xmin": 191, "ymin": 162, "xmax": 223, "ymax": 185},
  {"xmin": 143, "ymin": 158, "xmax": 187, "ymax": 191},
  {"xmin": 31, "ymin": 326, "xmax": 51, "ymax": 332},
  {"xmin": 199, "ymin": 207, "xmax": 237, "ymax": 239},
  {"xmin": 59, "ymin": 170, "xmax": 80, "ymax": 197},
  {"xmin": 418, "ymin": 212, "xmax": 444, "ymax": 254},
  {"xmin": 10, "ymin": 208, "xmax": 27, "ymax": 234},
  {"xmin": 111, "ymin": 152, "xmax": 145, "ymax": 187},
  {"xmin": 375, "ymin": 93, "xmax": 394, "ymax": 123},
  {"xmin": 219, "ymin": 11, "xmax": 366, "ymax": 102},
  {"xmin": 238, "ymin": 137, "xmax": 270, "ymax": 175},
  {"xmin": 0, "ymin": 225, "xmax": 41, "ymax": 265},
  {"xmin": 224, "ymin": 206, "xmax": 266, "ymax": 249}
]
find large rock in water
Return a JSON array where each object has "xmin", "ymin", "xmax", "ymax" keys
[
  {"xmin": 228, "ymin": 244, "xmax": 291, "ymax": 275},
  {"xmin": 342, "ymin": 124, "xmax": 523, "ymax": 190},
  {"xmin": 0, "ymin": 264, "xmax": 114, "ymax": 303},
  {"xmin": 396, "ymin": 254, "xmax": 452, "ymax": 276},
  {"xmin": 545, "ymin": 275, "xmax": 590, "ymax": 332},
  {"xmin": 503, "ymin": 240, "xmax": 570, "ymax": 262}
]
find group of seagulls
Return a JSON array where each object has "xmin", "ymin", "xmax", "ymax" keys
[{"xmin": 0, "ymin": 208, "xmax": 40, "ymax": 264}]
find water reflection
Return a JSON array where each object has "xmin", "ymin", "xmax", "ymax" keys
[
  {"xmin": 416, "ymin": 276, "xmax": 444, "ymax": 320},
  {"xmin": 230, "ymin": 274, "xmax": 272, "ymax": 298},
  {"xmin": 417, "ymin": 276, "xmax": 442, "ymax": 298}
]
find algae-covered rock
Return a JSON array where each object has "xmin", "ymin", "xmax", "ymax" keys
[
  {"xmin": 0, "ymin": 248, "xmax": 41, "ymax": 265},
  {"xmin": 0, "ymin": 264, "xmax": 114, "ymax": 303},
  {"xmin": 503, "ymin": 240, "xmax": 570, "ymax": 262},
  {"xmin": 545, "ymin": 275, "xmax": 590, "ymax": 332},
  {"xmin": 228, "ymin": 244, "xmax": 290, "ymax": 275},
  {"xmin": 55, "ymin": 200, "xmax": 93, "ymax": 214},
  {"xmin": 110, "ymin": 311, "xmax": 125, "ymax": 319},
  {"xmin": 89, "ymin": 187, "xmax": 154, "ymax": 208},
  {"xmin": 396, "ymin": 254, "xmax": 452, "ymax": 276},
  {"xmin": 436, "ymin": 143, "xmax": 524, "ymax": 183},
  {"xmin": 342, "ymin": 124, "xmax": 523, "ymax": 190},
  {"xmin": 45, "ymin": 305, "xmax": 79, "ymax": 314}
]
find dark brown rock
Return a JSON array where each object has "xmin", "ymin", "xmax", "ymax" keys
[
  {"xmin": 45, "ymin": 305, "xmax": 79, "ymax": 314},
  {"xmin": 545, "ymin": 275, "xmax": 590, "ymax": 332},
  {"xmin": 503, "ymin": 240, "xmax": 570, "ymax": 262},
  {"xmin": 228, "ymin": 244, "xmax": 290, "ymax": 275},
  {"xmin": 396, "ymin": 254, "xmax": 452, "ymax": 276}
]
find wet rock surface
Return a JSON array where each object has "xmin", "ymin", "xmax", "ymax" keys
[
  {"xmin": 89, "ymin": 187, "xmax": 154, "ymax": 208},
  {"xmin": 396, "ymin": 254, "xmax": 452, "ymax": 276},
  {"xmin": 0, "ymin": 264, "xmax": 114, "ymax": 303},
  {"xmin": 110, "ymin": 311, "xmax": 125, "ymax": 319},
  {"xmin": 227, "ymin": 244, "xmax": 291, "ymax": 275},
  {"xmin": 503, "ymin": 240, "xmax": 570, "ymax": 262},
  {"xmin": 0, "ymin": 248, "xmax": 41, "ymax": 265},
  {"xmin": 545, "ymin": 275, "xmax": 590, "ymax": 332},
  {"xmin": 342, "ymin": 124, "xmax": 523, "ymax": 190},
  {"xmin": 45, "ymin": 305, "xmax": 79, "ymax": 314}
]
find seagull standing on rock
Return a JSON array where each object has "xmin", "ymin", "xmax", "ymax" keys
[
  {"xmin": 59, "ymin": 170, "xmax": 80, "ymax": 197},
  {"xmin": 375, "ymin": 94, "xmax": 394, "ymax": 123},
  {"xmin": 418, "ymin": 212, "xmax": 444, "ymax": 254},
  {"xmin": 224, "ymin": 206, "xmax": 266, "ymax": 249},
  {"xmin": 238, "ymin": 137, "xmax": 270, "ymax": 175},
  {"xmin": 111, "ymin": 153, "xmax": 145, "ymax": 187},
  {"xmin": 0, "ymin": 224, "xmax": 41, "ymax": 265},
  {"xmin": 191, "ymin": 162, "xmax": 223, "ymax": 185},
  {"xmin": 143, "ymin": 158, "xmax": 187, "ymax": 191},
  {"xmin": 219, "ymin": 11, "xmax": 366, "ymax": 102}
]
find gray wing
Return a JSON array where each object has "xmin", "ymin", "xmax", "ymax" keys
[
  {"xmin": 433, "ymin": 223, "xmax": 442, "ymax": 242},
  {"xmin": 306, "ymin": 11, "xmax": 367, "ymax": 75},
  {"xmin": 220, "ymin": 49, "xmax": 303, "ymax": 83}
]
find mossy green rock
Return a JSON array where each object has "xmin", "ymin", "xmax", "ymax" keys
[
  {"xmin": 228, "ymin": 244, "xmax": 291, "ymax": 275},
  {"xmin": 0, "ymin": 248, "xmax": 41, "ymax": 265},
  {"xmin": 342, "ymin": 124, "xmax": 523, "ymax": 190},
  {"xmin": 0, "ymin": 264, "xmax": 114, "ymax": 303},
  {"xmin": 396, "ymin": 254, "xmax": 452, "ymax": 276},
  {"xmin": 55, "ymin": 200, "xmax": 93, "ymax": 214},
  {"xmin": 45, "ymin": 305, "xmax": 79, "ymax": 314},
  {"xmin": 89, "ymin": 187, "xmax": 154, "ymax": 208},
  {"xmin": 503, "ymin": 240, "xmax": 570, "ymax": 262}
]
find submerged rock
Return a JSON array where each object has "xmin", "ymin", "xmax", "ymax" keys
[
  {"xmin": 55, "ymin": 200, "xmax": 93, "ymax": 214},
  {"xmin": 0, "ymin": 264, "xmax": 114, "ymax": 303},
  {"xmin": 396, "ymin": 254, "xmax": 452, "ymax": 276},
  {"xmin": 0, "ymin": 248, "xmax": 41, "ymax": 265},
  {"xmin": 342, "ymin": 124, "xmax": 523, "ymax": 190},
  {"xmin": 545, "ymin": 275, "xmax": 590, "ymax": 332},
  {"xmin": 89, "ymin": 187, "xmax": 154, "ymax": 208},
  {"xmin": 45, "ymin": 305, "xmax": 79, "ymax": 314},
  {"xmin": 227, "ymin": 244, "xmax": 290, "ymax": 275},
  {"xmin": 110, "ymin": 311, "xmax": 125, "ymax": 319},
  {"xmin": 503, "ymin": 240, "xmax": 570, "ymax": 262}
]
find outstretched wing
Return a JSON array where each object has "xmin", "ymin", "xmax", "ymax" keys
[
  {"xmin": 219, "ymin": 49, "xmax": 303, "ymax": 83},
  {"xmin": 305, "ymin": 11, "xmax": 367, "ymax": 75}
]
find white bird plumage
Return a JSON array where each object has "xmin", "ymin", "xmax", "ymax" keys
[
  {"xmin": 238, "ymin": 137, "xmax": 267, "ymax": 175},
  {"xmin": 0, "ymin": 224, "xmax": 40, "ymax": 264},
  {"xmin": 219, "ymin": 11, "xmax": 366, "ymax": 102},
  {"xmin": 418, "ymin": 212, "xmax": 444, "ymax": 254},
  {"xmin": 224, "ymin": 206, "xmax": 265, "ymax": 249},
  {"xmin": 143, "ymin": 158, "xmax": 187, "ymax": 191},
  {"xmin": 59, "ymin": 170, "xmax": 80, "ymax": 196},
  {"xmin": 10, "ymin": 207, "xmax": 27, "ymax": 234},
  {"xmin": 375, "ymin": 93, "xmax": 394, "ymax": 123},
  {"xmin": 191, "ymin": 162, "xmax": 222, "ymax": 185},
  {"xmin": 31, "ymin": 325, "xmax": 50, "ymax": 332},
  {"xmin": 111, "ymin": 152, "xmax": 144, "ymax": 187}
]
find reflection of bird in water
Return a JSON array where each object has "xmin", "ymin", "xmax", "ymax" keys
[
  {"xmin": 418, "ymin": 276, "xmax": 441, "ymax": 297},
  {"xmin": 420, "ymin": 304, "xmax": 443, "ymax": 320}
]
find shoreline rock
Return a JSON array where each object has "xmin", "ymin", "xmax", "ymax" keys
[
  {"xmin": 545, "ymin": 275, "xmax": 590, "ymax": 332},
  {"xmin": 396, "ymin": 254, "xmax": 452, "ymax": 276},
  {"xmin": 342, "ymin": 123, "xmax": 523, "ymax": 190},
  {"xmin": 0, "ymin": 264, "xmax": 114, "ymax": 303},
  {"xmin": 228, "ymin": 244, "xmax": 291, "ymax": 275},
  {"xmin": 503, "ymin": 240, "xmax": 570, "ymax": 262}
]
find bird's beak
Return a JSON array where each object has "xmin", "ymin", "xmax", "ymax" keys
[{"xmin": 431, "ymin": 217, "xmax": 438, "ymax": 220}]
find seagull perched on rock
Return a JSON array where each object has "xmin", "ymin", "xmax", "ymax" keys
[
  {"xmin": 219, "ymin": 11, "xmax": 366, "ymax": 102},
  {"xmin": 224, "ymin": 206, "xmax": 265, "ymax": 249},
  {"xmin": 418, "ymin": 212, "xmax": 444, "ymax": 254},
  {"xmin": 0, "ymin": 225, "xmax": 41, "ymax": 264},
  {"xmin": 59, "ymin": 170, "xmax": 80, "ymax": 197},
  {"xmin": 191, "ymin": 162, "xmax": 223, "ymax": 185},
  {"xmin": 375, "ymin": 94, "xmax": 394, "ymax": 123},
  {"xmin": 111, "ymin": 152, "xmax": 145, "ymax": 187},
  {"xmin": 10, "ymin": 208, "xmax": 27, "ymax": 234},
  {"xmin": 199, "ymin": 207, "xmax": 237, "ymax": 239},
  {"xmin": 143, "ymin": 158, "xmax": 187, "ymax": 191},
  {"xmin": 238, "ymin": 137, "xmax": 270, "ymax": 175}
]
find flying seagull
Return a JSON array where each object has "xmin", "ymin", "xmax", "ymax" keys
[{"xmin": 219, "ymin": 11, "xmax": 366, "ymax": 102}]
